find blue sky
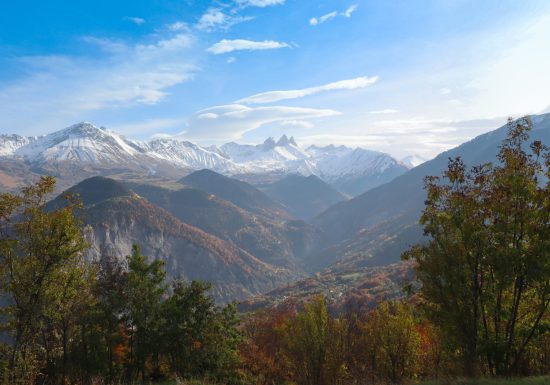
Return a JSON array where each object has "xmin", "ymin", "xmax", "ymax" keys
[{"xmin": 1, "ymin": 0, "xmax": 550, "ymax": 158}]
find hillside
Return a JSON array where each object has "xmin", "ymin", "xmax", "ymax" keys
[
  {"xmin": 128, "ymin": 182, "xmax": 325, "ymax": 271},
  {"xmin": 260, "ymin": 174, "xmax": 347, "ymax": 220},
  {"xmin": 180, "ymin": 169, "xmax": 291, "ymax": 220},
  {"xmin": 313, "ymin": 114, "xmax": 550, "ymax": 270},
  {"xmin": 52, "ymin": 177, "xmax": 293, "ymax": 302},
  {"xmin": 239, "ymin": 260, "xmax": 416, "ymax": 313}
]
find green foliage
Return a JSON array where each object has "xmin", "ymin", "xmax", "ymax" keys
[
  {"xmin": 280, "ymin": 296, "xmax": 349, "ymax": 385},
  {"xmin": 365, "ymin": 301, "xmax": 421, "ymax": 384},
  {"xmin": 0, "ymin": 176, "xmax": 89, "ymax": 384},
  {"xmin": 403, "ymin": 117, "xmax": 550, "ymax": 376},
  {"xmin": 0, "ymin": 177, "xmax": 245, "ymax": 385},
  {"xmin": 162, "ymin": 280, "xmax": 244, "ymax": 384},
  {"xmin": 126, "ymin": 244, "xmax": 167, "ymax": 380}
]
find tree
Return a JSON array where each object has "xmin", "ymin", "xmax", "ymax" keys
[
  {"xmin": 124, "ymin": 245, "xmax": 167, "ymax": 381},
  {"xmin": 0, "ymin": 176, "xmax": 88, "ymax": 384},
  {"xmin": 240, "ymin": 304, "xmax": 296, "ymax": 385},
  {"xmin": 403, "ymin": 117, "xmax": 550, "ymax": 376},
  {"xmin": 282, "ymin": 296, "xmax": 348, "ymax": 385},
  {"xmin": 162, "ymin": 280, "xmax": 244, "ymax": 384},
  {"xmin": 364, "ymin": 302, "xmax": 421, "ymax": 384}
]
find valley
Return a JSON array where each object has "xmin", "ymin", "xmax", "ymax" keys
[{"xmin": 1, "ymin": 114, "xmax": 548, "ymax": 304}]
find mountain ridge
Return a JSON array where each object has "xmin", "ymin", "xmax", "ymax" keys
[{"xmin": 0, "ymin": 122, "xmax": 408, "ymax": 196}]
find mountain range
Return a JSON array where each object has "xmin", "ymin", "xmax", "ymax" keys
[
  {"xmin": 2, "ymin": 114, "xmax": 548, "ymax": 304},
  {"xmin": 0, "ymin": 122, "xmax": 410, "ymax": 196},
  {"xmin": 312, "ymin": 113, "xmax": 550, "ymax": 272}
]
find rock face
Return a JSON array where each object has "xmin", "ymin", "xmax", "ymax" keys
[
  {"xmin": 128, "ymin": 181, "xmax": 326, "ymax": 272},
  {"xmin": 51, "ymin": 176, "xmax": 292, "ymax": 303}
]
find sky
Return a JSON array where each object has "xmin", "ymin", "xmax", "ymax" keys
[{"xmin": 1, "ymin": 0, "xmax": 550, "ymax": 159}]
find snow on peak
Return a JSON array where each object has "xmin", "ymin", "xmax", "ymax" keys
[
  {"xmin": 221, "ymin": 134, "xmax": 311, "ymax": 173},
  {"xmin": 277, "ymin": 135, "xmax": 298, "ymax": 146},
  {"xmin": 0, "ymin": 123, "xmax": 407, "ymax": 188},
  {"xmin": 263, "ymin": 137, "xmax": 277, "ymax": 149},
  {"xmin": 0, "ymin": 134, "xmax": 35, "ymax": 157},
  {"xmin": 219, "ymin": 135, "xmax": 403, "ymax": 180},
  {"xmin": 143, "ymin": 137, "xmax": 245, "ymax": 173},
  {"xmin": 15, "ymin": 122, "xmax": 143, "ymax": 164}
]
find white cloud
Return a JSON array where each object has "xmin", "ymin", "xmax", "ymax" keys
[
  {"xmin": 310, "ymin": 5, "xmax": 357, "ymax": 26},
  {"xmin": 197, "ymin": 8, "xmax": 253, "ymax": 31},
  {"xmin": 342, "ymin": 5, "xmax": 358, "ymax": 18},
  {"xmin": 183, "ymin": 104, "xmax": 339, "ymax": 140},
  {"xmin": 236, "ymin": 0, "xmax": 285, "ymax": 7},
  {"xmin": 81, "ymin": 36, "xmax": 127, "ymax": 54},
  {"xmin": 124, "ymin": 16, "xmax": 146, "ymax": 25},
  {"xmin": 237, "ymin": 76, "xmax": 378, "ymax": 104},
  {"xmin": 369, "ymin": 109, "xmax": 399, "ymax": 114},
  {"xmin": 309, "ymin": 11, "xmax": 338, "ymax": 26},
  {"xmin": 197, "ymin": 113, "xmax": 219, "ymax": 119},
  {"xmin": 281, "ymin": 120, "xmax": 315, "ymax": 129},
  {"xmin": 440, "ymin": 87, "xmax": 452, "ymax": 95},
  {"xmin": 111, "ymin": 118, "xmax": 186, "ymax": 136},
  {"xmin": 206, "ymin": 39, "xmax": 290, "ymax": 54},
  {"xmin": 167, "ymin": 21, "xmax": 188, "ymax": 32},
  {"xmin": 297, "ymin": 116, "xmax": 507, "ymax": 159},
  {"xmin": 0, "ymin": 32, "xmax": 198, "ymax": 134},
  {"xmin": 227, "ymin": 57, "xmax": 237, "ymax": 64}
]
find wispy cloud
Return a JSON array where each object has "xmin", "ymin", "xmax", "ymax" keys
[
  {"xmin": 310, "ymin": 4, "xmax": 358, "ymax": 26},
  {"xmin": 309, "ymin": 12, "xmax": 337, "ymax": 26},
  {"xmin": 111, "ymin": 118, "xmax": 186, "ymax": 136},
  {"xmin": 236, "ymin": 0, "xmax": 285, "ymax": 8},
  {"xmin": 369, "ymin": 109, "xmax": 399, "ymax": 114},
  {"xmin": 183, "ymin": 104, "xmax": 339, "ymax": 140},
  {"xmin": 197, "ymin": 8, "xmax": 253, "ymax": 31},
  {"xmin": 281, "ymin": 120, "xmax": 315, "ymax": 129},
  {"xmin": 167, "ymin": 21, "xmax": 188, "ymax": 32},
  {"xmin": 297, "ymin": 116, "xmax": 507, "ymax": 158},
  {"xmin": 207, "ymin": 39, "xmax": 290, "ymax": 54},
  {"xmin": 343, "ymin": 5, "xmax": 358, "ymax": 18},
  {"xmin": 0, "ymin": 31, "xmax": 198, "ymax": 134},
  {"xmin": 124, "ymin": 16, "xmax": 146, "ymax": 25},
  {"xmin": 237, "ymin": 76, "xmax": 378, "ymax": 104}
]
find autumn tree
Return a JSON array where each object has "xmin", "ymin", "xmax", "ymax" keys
[
  {"xmin": 365, "ymin": 301, "xmax": 421, "ymax": 384},
  {"xmin": 282, "ymin": 296, "xmax": 348, "ymax": 385},
  {"xmin": 0, "ymin": 176, "xmax": 88, "ymax": 384},
  {"xmin": 240, "ymin": 304, "xmax": 296, "ymax": 385},
  {"xmin": 404, "ymin": 117, "xmax": 550, "ymax": 376}
]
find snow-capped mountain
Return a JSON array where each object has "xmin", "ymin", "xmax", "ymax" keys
[
  {"xmin": 221, "ymin": 136, "xmax": 407, "ymax": 195},
  {"xmin": 0, "ymin": 134, "xmax": 36, "ymax": 156},
  {"xmin": 306, "ymin": 145, "xmax": 401, "ymax": 181},
  {"xmin": 400, "ymin": 154, "xmax": 428, "ymax": 168},
  {"xmin": 142, "ymin": 138, "xmax": 245, "ymax": 174},
  {"xmin": 15, "ymin": 122, "xmax": 144, "ymax": 165},
  {"xmin": 222, "ymin": 135, "xmax": 310, "ymax": 166},
  {"xmin": 305, "ymin": 144, "xmax": 408, "ymax": 195},
  {"xmin": 0, "ymin": 122, "xmax": 407, "ymax": 195}
]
